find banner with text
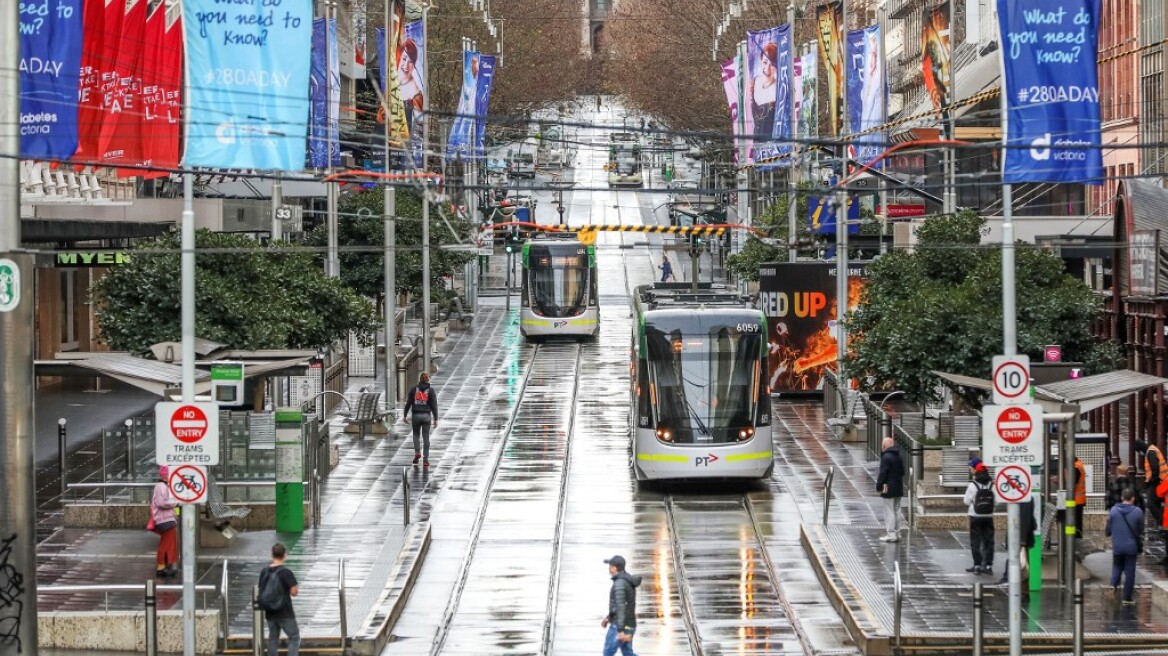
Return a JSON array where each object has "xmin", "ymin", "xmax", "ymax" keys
[
  {"xmin": 74, "ymin": 0, "xmax": 107, "ymax": 162},
  {"xmin": 997, "ymin": 0, "xmax": 1103, "ymax": 183},
  {"xmin": 846, "ymin": 25, "xmax": 885, "ymax": 167},
  {"xmin": 309, "ymin": 18, "xmax": 340, "ymax": 168},
  {"xmin": 399, "ymin": 20, "xmax": 426, "ymax": 168},
  {"xmin": 446, "ymin": 50, "xmax": 479, "ymax": 160},
  {"xmin": 922, "ymin": 2, "xmax": 951, "ymax": 112},
  {"xmin": 747, "ymin": 24, "xmax": 792, "ymax": 167},
  {"xmin": 474, "ymin": 53, "xmax": 496, "ymax": 158},
  {"xmin": 721, "ymin": 55, "xmax": 741, "ymax": 163},
  {"xmin": 98, "ymin": 0, "xmax": 146, "ymax": 168},
  {"xmin": 131, "ymin": 7, "xmax": 184, "ymax": 176},
  {"xmin": 183, "ymin": 0, "xmax": 313, "ymax": 170},
  {"xmin": 816, "ymin": 2, "xmax": 844, "ymax": 136},
  {"xmin": 19, "ymin": 0, "xmax": 84, "ymax": 159}
]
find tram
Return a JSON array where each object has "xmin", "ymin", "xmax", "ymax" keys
[
  {"xmin": 519, "ymin": 234, "xmax": 599, "ymax": 340},
  {"xmin": 607, "ymin": 133, "xmax": 643, "ymax": 187},
  {"xmin": 629, "ymin": 283, "xmax": 774, "ymax": 481}
]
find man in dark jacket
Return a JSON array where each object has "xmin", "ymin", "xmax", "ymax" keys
[
  {"xmin": 602, "ymin": 555, "xmax": 642, "ymax": 656},
  {"xmin": 963, "ymin": 459, "xmax": 996, "ymax": 574},
  {"xmin": 876, "ymin": 437, "xmax": 906, "ymax": 542},
  {"xmin": 402, "ymin": 372, "xmax": 439, "ymax": 468}
]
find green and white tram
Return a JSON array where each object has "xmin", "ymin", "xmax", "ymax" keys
[
  {"xmin": 519, "ymin": 235, "xmax": 599, "ymax": 340},
  {"xmin": 630, "ymin": 283, "xmax": 774, "ymax": 481}
]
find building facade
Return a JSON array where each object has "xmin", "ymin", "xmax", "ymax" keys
[
  {"xmin": 1097, "ymin": 0, "xmax": 1140, "ymax": 217},
  {"xmin": 1140, "ymin": 0, "xmax": 1166, "ymax": 178}
]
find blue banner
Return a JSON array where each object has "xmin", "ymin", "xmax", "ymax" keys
[
  {"xmin": 309, "ymin": 18, "xmax": 339, "ymax": 168},
  {"xmin": 446, "ymin": 50, "xmax": 478, "ymax": 160},
  {"xmin": 998, "ymin": 0, "xmax": 1102, "ymax": 184},
  {"xmin": 182, "ymin": 0, "xmax": 313, "ymax": 171},
  {"xmin": 846, "ymin": 25, "xmax": 885, "ymax": 168},
  {"xmin": 808, "ymin": 195, "xmax": 860, "ymax": 235},
  {"xmin": 746, "ymin": 24, "xmax": 792, "ymax": 167},
  {"xmin": 19, "ymin": 0, "xmax": 84, "ymax": 159},
  {"xmin": 401, "ymin": 21, "xmax": 426, "ymax": 168},
  {"xmin": 474, "ymin": 54, "xmax": 496, "ymax": 158}
]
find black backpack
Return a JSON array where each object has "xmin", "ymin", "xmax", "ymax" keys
[
  {"xmin": 258, "ymin": 566, "xmax": 289, "ymax": 613},
  {"xmin": 973, "ymin": 482, "xmax": 995, "ymax": 515}
]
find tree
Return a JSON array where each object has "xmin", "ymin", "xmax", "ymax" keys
[
  {"xmin": 304, "ymin": 189, "xmax": 476, "ymax": 302},
  {"xmin": 92, "ymin": 231, "xmax": 380, "ymax": 355},
  {"xmin": 726, "ymin": 186, "xmax": 813, "ymax": 281},
  {"xmin": 844, "ymin": 212, "xmax": 1121, "ymax": 403}
]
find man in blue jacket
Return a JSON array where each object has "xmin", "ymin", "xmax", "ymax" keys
[
  {"xmin": 1107, "ymin": 489, "xmax": 1144, "ymax": 604},
  {"xmin": 602, "ymin": 555, "xmax": 642, "ymax": 656}
]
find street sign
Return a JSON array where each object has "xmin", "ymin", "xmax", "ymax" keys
[
  {"xmin": 155, "ymin": 402, "xmax": 220, "ymax": 466},
  {"xmin": 275, "ymin": 205, "xmax": 293, "ymax": 221},
  {"xmin": 167, "ymin": 464, "xmax": 208, "ymax": 505},
  {"xmin": 982, "ymin": 404, "xmax": 1043, "ymax": 468},
  {"xmin": 994, "ymin": 464, "xmax": 1032, "ymax": 503},
  {"xmin": 210, "ymin": 361, "xmax": 245, "ymax": 406},
  {"xmin": 1044, "ymin": 345, "xmax": 1062, "ymax": 362},
  {"xmin": 992, "ymin": 355, "xmax": 1032, "ymax": 405}
]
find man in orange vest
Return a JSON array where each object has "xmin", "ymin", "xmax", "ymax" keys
[
  {"xmin": 1073, "ymin": 457, "xmax": 1087, "ymax": 539},
  {"xmin": 1138, "ymin": 440, "xmax": 1168, "ymax": 522}
]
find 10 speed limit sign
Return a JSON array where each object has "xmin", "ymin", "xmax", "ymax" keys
[{"xmin": 992, "ymin": 355, "xmax": 1031, "ymax": 405}]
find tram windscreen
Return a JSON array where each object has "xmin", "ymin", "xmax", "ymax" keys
[
  {"xmin": 644, "ymin": 323, "xmax": 760, "ymax": 444},
  {"xmin": 530, "ymin": 266, "xmax": 587, "ymax": 317}
]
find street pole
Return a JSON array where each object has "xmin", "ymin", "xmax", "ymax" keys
[
  {"xmin": 943, "ymin": 0, "xmax": 957, "ymax": 216},
  {"xmin": 787, "ymin": 1, "xmax": 798, "ymax": 263},
  {"xmin": 421, "ymin": 1, "xmax": 432, "ymax": 375},
  {"xmin": 325, "ymin": 0, "xmax": 340, "ymax": 278},
  {"xmin": 271, "ymin": 177, "xmax": 283, "ymax": 242},
  {"xmin": 996, "ymin": 1, "xmax": 1020, "ymax": 652},
  {"xmin": 878, "ymin": 6, "xmax": 889, "ymax": 255},
  {"xmin": 835, "ymin": 0, "xmax": 850, "ymax": 378},
  {"xmin": 384, "ymin": 0, "xmax": 397, "ymax": 409},
  {"xmin": 0, "ymin": 3, "xmax": 39, "ymax": 647},
  {"xmin": 180, "ymin": 173, "xmax": 197, "ymax": 656},
  {"xmin": 734, "ymin": 40, "xmax": 749, "ymax": 265}
]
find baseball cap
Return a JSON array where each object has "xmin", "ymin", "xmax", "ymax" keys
[
  {"xmin": 604, "ymin": 555, "xmax": 626, "ymax": 570},
  {"xmin": 968, "ymin": 457, "xmax": 983, "ymax": 469}
]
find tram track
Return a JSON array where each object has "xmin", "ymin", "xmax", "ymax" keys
[{"xmin": 429, "ymin": 341, "xmax": 584, "ymax": 656}]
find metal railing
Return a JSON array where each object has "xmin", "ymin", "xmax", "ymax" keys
[
  {"xmin": 337, "ymin": 559, "xmax": 348, "ymax": 647},
  {"xmin": 893, "ymin": 561, "xmax": 903, "ymax": 650},
  {"xmin": 823, "ymin": 466, "xmax": 836, "ymax": 525},
  {"xmin": 972, "ymin": 581, "xmax": 984, "ymax": 656}
]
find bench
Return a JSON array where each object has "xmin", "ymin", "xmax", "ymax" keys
[
  {"xmin": 201, "ymin": 473, "xmax": 251, "ymax": 544},
  {"xmin": 340, "ymin": 391, "xmax": 391, "ymax": 439}
]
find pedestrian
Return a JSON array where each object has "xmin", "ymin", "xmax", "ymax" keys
[
  {"xmin": 150, "ymin": 465, "xmax": 179, "ymax": 578},
  {"xmin": 1138, "ymin": 439, "xmax": 1166, "ymax": 528},
  {"xmin": 659, "ymin": 256, "xmax": 673, "ymax": 283},
  {"xmin": 601, "ymin": 555, "xmax": 641, "ymax": 656},
  {"xmin": 1106, "ymin": 489, "xmax": 1144, "ymax": 604},
  {"xmin": 402, "ymin": 372, "xmax": 439, "ymax": 468},
  {"xmin": 597, "ymin": 96, "xmax": 602, "ymax": 112},
  {"xmin": 1074, "ymin": 456, "xmax": 1087, "ymax": 539},
  {"xmin": 963, "ymin": 458, "xmax": 996, "ymax": 575},
  {"xmin": 1109, "ymin": 464, "xmax": 1143, "ymax": 510},
  {"xmin": 876, "ymin": 437, "xmax": 905, "ymax": 542},
  {"xmin": 258, "ymin": 543, "xmax": 300, "ymax": 656}
]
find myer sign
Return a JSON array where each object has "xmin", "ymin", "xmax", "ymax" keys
[{"xmin": 56, "ymin": 252, "xmax": 131, "ymax": 267}]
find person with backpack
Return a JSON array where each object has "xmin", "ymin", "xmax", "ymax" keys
[
  {"xmin": 964, "ymin": 458, "xmax": 996, "ymax": 575},
  {"xmin": 150, "ymin": 465, "xmax": 179, "ymax": 578},
  {"xmin": 602, "ymin": 555, "xmax": 642, "ymax": 656},
  {"xmin": 1107, "ymin": 488, "xmax": 1144, "ymax": 604},
  {"xmin": 876, "ymin": 437, "xmax": 905, "ymax": 542},
  {"xmin": 402, "ymin": 372, "xmax": 439, "ymax": 468},
  {"xmin": 659, "ymin": 256, "xmax": 674, "ymax": 283},
  {"xmin": 258, "ymin": 543, "xmax": 300, "ymax": 656}
]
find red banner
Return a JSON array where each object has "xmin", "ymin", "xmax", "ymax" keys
[
  {"xmin": 99, "ymin": 0, "xmax": 146, "ymax": 168},
  {"xmin": 121, "ymin": 6, "xmax": 182, "ymax": 177},
  {"xmin": 883, "ymin": 204, "xmax": 927, "ymax": 218},
  {"xmin": 74, "ymin": 0, "xmax": 107, "ymax": 162}
]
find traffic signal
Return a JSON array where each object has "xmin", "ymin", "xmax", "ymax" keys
[{"xmin": 504, "ymin": 230, "xmax": 523, "ymax": 254}]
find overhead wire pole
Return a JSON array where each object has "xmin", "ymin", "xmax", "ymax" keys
[
  {"xmin": 835, "ymin": 0, "xmax": 850, "ymax": 377},
  {"xmin": 877, "ymin": 5, "xmax": 889, "ymax": 254},
  {"xmin": 384, "ymin": 0, "xmax": 398, "ymax": 411},
  {"xmin": 180, "ymin": 172, "xmax": 197, "ymax": 656},
  {"xmin": 787, "ymin": 1, "xmax": 797, "ymax": 263},
  {"xmin": 735, "ymin": 39, "xmax": 749, "ymax": 269},
  {"xmin": 421, "ymin": 0, "xmax": 432, "ymax": 375},
  {"xmin": 0, "ymin": 0, "xmax": 39, "ymax": 647},
  {"xmin": 326, "ymin": 0, "xmax": 340, "ymax": 278}
]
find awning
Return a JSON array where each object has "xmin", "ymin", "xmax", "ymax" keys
[
  {"xmin": 933, "ymin": 369, "xmax": 1167, "ymax": 414},
  {"xmin": 38, "ymin": 353, "xmax": 312, "ymax": 396},
  {"xmin": 932, "ymin": 370, "xmax": 1061, "ymax": 403}
]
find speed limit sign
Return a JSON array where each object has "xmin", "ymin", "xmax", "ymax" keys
[{"xmin": 992, "ymin": 355, "xmax": 1031, "ymax": 405}]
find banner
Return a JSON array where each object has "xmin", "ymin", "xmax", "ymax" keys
[
  {"xmin": 99, "ymin": 0, "xmax": 146, "ymax": 167},
  {"xmin": 128, "ymin": 6, "xmax": 183, "ymax": 177},
  {"xmin": 399, "ymin": 20, "xmax": 426, "ymax": 168},
  {"xmin": 746, "ymin": 24, "xmax": 792, "ymax": 167},
  {"xmin": 19, "ymin": 0, "xmax": 84, "ymax": 159},
  {"xmin": 797, "ymin": 48, "xmax": 818, "ymax": 139},
  {"xmin": 720, "ymin": 55, "xmax": 741, "ymax": 162},
  {"xmin": 807, "ymin": 194, "xmax": 859, "ymax": 234},
  {"xmin": 757, "ymin": 262, "xmax": 868, "ymax": 393},
  {"xmin": 182, "ymin": 0, "xmax": 313, "ymax": 170},
  {"xmin": 75, "ymin": 0, "xmax": 122, "ymax": 162},
  {"xmin": 474, "ymin": 54, "xmax": 496, "ymax": 158},
  {"xmin": 446, "ymin": 50, "xmax": 478, "ymax": 160},
  {"xmin": 816, "ymin": 2, "xmax": 843, "ymax": 136},
  {"xmin": 385, "ymin": 0, "xmax": 410, "ymax": 145},
  {"xmin": 846, "ymin": 25, "xmax": 885, "ymax": 166},
  {"xmin": 998, "ymin": 0, "xmax": 1103, "ymax": 183},
  {"xmin": 922, "ymin": 2, "xmax": 951, "ymax": 112},
  {"xmin": 309, "ymin": 18, "xmax": 340, "ymax": 168}
]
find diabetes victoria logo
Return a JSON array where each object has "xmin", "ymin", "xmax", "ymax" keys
[{"xmin": 0, "ymin": 260, "xmax": 21, "ymax": 313}]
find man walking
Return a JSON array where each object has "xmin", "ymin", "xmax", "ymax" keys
[
  {"xmin": 963, "ymin": 458, "xmax": 996, "ymax": 575},
  {"xmin": 1107, "ymin": 488, "xmax": 1144, "ymax": 604},
  {"xmin": 402, "ymin": 372, "xmax": 439, "ymax": 468},
  {"xmin": 1138, "ymin": 439, "xmax": 1166, "ymax": 532},
  {"xmin": 602, "ymin": 555, "xmax": 642, "ymax": 656},
  {"xmin": 659, "ymin": 256, "xmax": 674, "ymax": 283},
  {"xmin": 876, "ymin": 437, "xmax": 905, "ymax": 542},
  {"xmin": 258, "ymin": 543, "xmax": 299, "ymax": 656}
]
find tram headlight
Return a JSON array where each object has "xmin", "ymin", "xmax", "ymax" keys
[
  {"xmin": 656, "ymin": 428, "xmax": 673, "ymax": 442},
  {"xmin": 738, "ymin": 427, "xmax": 754, "ymax": 441}
]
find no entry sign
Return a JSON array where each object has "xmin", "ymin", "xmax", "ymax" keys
[
  {"xmin": 982, "ymin": 404, "xmax": 1043, "ymax": 468},
  {"xmin": 155, "ymin": 402, "xmax": 220, "ymax": 466},
  {"xmin": 168, "ymin": 465, "xmax": 208, "ymax": 505},
  {"xmin": 994, "ymin": 465, "xmax": 1032, "ymax": 504}
]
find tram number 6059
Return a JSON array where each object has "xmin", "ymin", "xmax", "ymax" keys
[{"xmin": 737, "ymin": 323, "xmax": 759, "ymax": 333}]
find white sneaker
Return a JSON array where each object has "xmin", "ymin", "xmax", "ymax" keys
[{"xmin": 879, "ymin": 534, "xmax": 899, "ymax": 542}]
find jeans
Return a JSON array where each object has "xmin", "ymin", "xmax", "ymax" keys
[
  {"xmin": 411, "ymin": 413, "xmax": 432, "ymax": 461},
  {"xmin": 266, "ymin": 615, "xmax": 300, "ymax": 656},
  {"xmin": 969, "ymin": 516, "xmax": 995, "ymax": 569},
  {"xmin": 1111, "ymin": 553, "xmax": 1138, "ymax": 601},
  {"xmin": 603, "ymin": 625, "xmax": 637, "ymax": 656},
  {"xmin": 883, "ymin": 497, "xmax": 902, "ymax": 536}
]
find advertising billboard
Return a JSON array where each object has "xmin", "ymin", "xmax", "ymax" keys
[
  {"xmin": 816, "ymin": 2, "xmax": 844, "ymax": 136},
  {"xmin": 757, "ymin": 262, "xmax": 868, "ymax": 393}
]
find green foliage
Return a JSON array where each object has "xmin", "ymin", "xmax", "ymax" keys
[
  {"xmin": 726, "ymin": 190, "xmax": 814, "ymax": 282},
  {"xmin": 844, "ymin": 211, "xmax": 1119, "ymax": 403},
  {"xmin": 304, "ymin": 189, "xmax": 476, "ymax": 302},
  {"xmin": 92, "ymin": 230, "xmax": 379, "ymax": 355}
]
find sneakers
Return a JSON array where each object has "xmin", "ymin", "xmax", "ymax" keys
[
  {"xmin": 878, "ymin": 534, "xmax": 900, "ymax": 542},
  {"xmin": 1123, "ymin": 599, "xmax": 1136, "ymax": 606},
  {"xmin": 423, "ymin": 460, "xmax": 430, "ymax": 469},
  {"xmin": 966, "ymin": 566, "xmax": 982, "ymax": 574},
  {"xmin": 984, "ymin": 566, "xmax": 993, "ymax": 577},
  {"xmin": 413, "ymin": 452, "xmax": 421, "ymax": 465}
]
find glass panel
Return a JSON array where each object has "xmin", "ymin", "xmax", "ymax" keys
[{"xmin": 530, "ymin": 268, "xmax": 586, "ymax": 317}]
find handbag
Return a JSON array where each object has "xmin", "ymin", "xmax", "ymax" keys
[
  {"xmin": 146, "ymin": 515, "xmax": 156, "ymax": 532},
  {"xmin": 1121, "ymin": 510, "xmax": 1144, "ymax": 554}
]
